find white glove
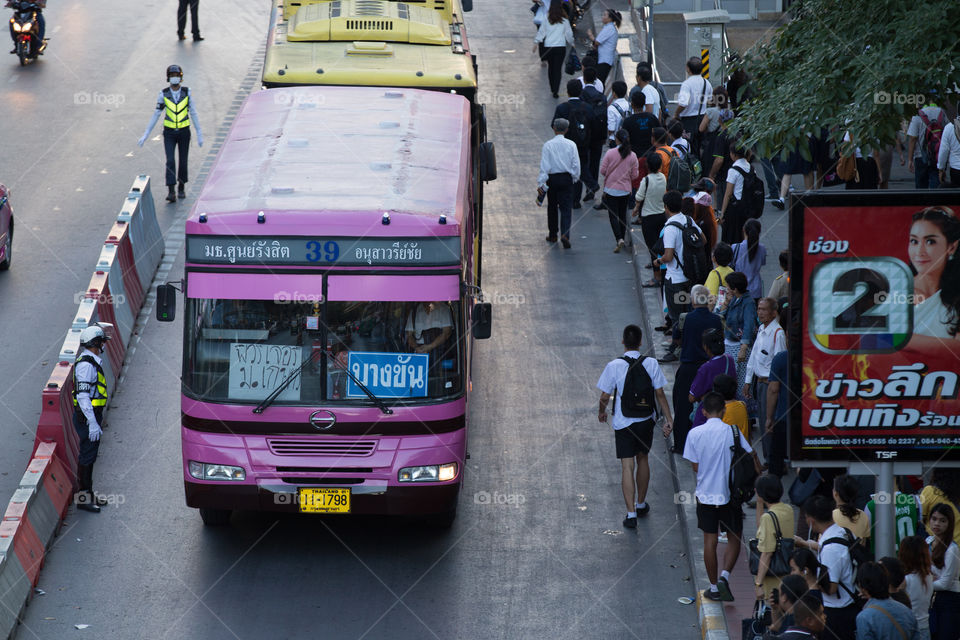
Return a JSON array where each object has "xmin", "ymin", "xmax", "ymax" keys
[
  {"xmin": 137, "ymin": 134, "xmax": 147, "ymax": 147},
  {"xmin": 88, "ymin": 422, "xmax": 102, "ymax": 442},
  {"xmin": 197, "ymin": 135, "xmax": 204, "ymax": 147}
]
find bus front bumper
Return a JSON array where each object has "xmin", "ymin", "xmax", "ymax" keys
[{"xmin": 184, "ymin": 481, "xmax": 460, "ymax": 516}]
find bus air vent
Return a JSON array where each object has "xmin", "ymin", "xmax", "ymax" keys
[{"xmin": 268, "ymin": 439, "xmax": 377, "ymax": 456}]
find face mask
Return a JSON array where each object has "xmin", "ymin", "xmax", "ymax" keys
[{"xmin": 169, "ymin": 77, "xmax": 182, "ymax": 86}]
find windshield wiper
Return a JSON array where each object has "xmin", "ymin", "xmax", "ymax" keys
[
  {"xmin": 328, "ymin": 352, "xmax": 394, "ymax": 415},
  {"xmin": 252, "ymin": 347, "xmax": 325, "ymax": 414}
]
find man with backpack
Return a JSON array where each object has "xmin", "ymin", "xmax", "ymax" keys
[
  {"xmin": 579, "ymin": 73, "xmax": 609, "ymax": 209},
  {"xmin": 803, "ymin": 495, "xmax": 860, "ymax": 640},
  {"xmin": 654, "ymin": 191, "xmax": 708, "ymax": 356},
  {"xmin": 553, "ymin": 79, "xmax": 598, "ymax": 209},
  {"xmin": 907, "ymin": 103, "xmax": 947, "ymax": 189},
  {"xmin": 597, "ymin": 324, "xmax": 674, "ymax": 529},
  {"xmin": 683, "ymin": 391, "xmax": 761, "ymax": 601}
]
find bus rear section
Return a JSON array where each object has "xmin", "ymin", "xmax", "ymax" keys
[{"xmin": 159, "ymin": 87, "xmax": 493, "ymax": 526}]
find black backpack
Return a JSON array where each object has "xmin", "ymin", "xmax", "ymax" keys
[
  {"xmin": 733, "ymin": 165, "xmax": 765, "ymax": 219},
  {"xmin": 728, "ymin": 423, "xmax": 757, "ymax": 505},
  {"xmin": 565, "ymin": 100, "xmax": 592, "ymax": 151},
  {"xmin": 580, "ymin": 86, "xmax": 608, "ymax": 143},
  {"xmin": 617, "ymin": 356, "xmax": 656, "ymax": 418},
  {"xmin": 659, "ymin": 215, "xmax": 709, "ymax": 284},
  {"xmin": 665, "ymin": 147, "xmax": 692, "ymax": 192}
]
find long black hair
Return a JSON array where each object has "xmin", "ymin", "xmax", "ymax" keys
[
  {"xmin": 743, "ymin": 218, "xmax": 761, "ymax": 262},
  {"xmin": 547, "ymin": 0, "xmax": 564, "ymax": 24},
  {"xmin": 911, "ymin": 206, "xmax": 960, "ymax": 336},
  {"xmin": 615, "ymin": 128, "xmax": 631, "ymax": 159},
  {"xmin": 833, "ymin": 474, "xmax": 861, "ymax": 521}
]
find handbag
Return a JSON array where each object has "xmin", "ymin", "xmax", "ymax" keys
[
  {"xmin": 836, "ymin": 153, "xmax": 858, "ymax": 182},
  {"xmin": 748, "ymin": 510, "xmax": 795, "ymax": 577},
  {"xmin": 741, "ymin": 599, "xmax": 768, "ymax": 640},
  {"xmin": 564, "ymin": 48, "xmax": 582, "ymax": 75}
]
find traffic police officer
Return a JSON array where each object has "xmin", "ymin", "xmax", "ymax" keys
[
  {"xmin": 73, "ymin": 324, "xmax": 110, "ymax": 513},
  {"xmin": 138, "ymin": 64, "xmax": 204, "ymax": 203}
]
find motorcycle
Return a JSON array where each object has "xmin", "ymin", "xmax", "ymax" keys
[{"xmin": 8, "ymin": 0, "xmax": 45, "ymax": 65}]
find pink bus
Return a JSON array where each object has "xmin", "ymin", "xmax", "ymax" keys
[{"xmin": 157, "ymin": 86, "xmax": 495, "ymax": 526}]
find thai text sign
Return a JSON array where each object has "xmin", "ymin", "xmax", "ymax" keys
[
  {"xmin": 186, "ymin": 236, "xmax": 460, "ymax": 266},
  {"xmin": 228, "ymin": 343, "xmax": 302, "ymax": 402},
  {"xmin": 791, "ymin": 192, "xmax": 960, "ymax": 461},
  {"xmin": 346, "ymin": 352, "xmax": 428, "ymax": 398}
]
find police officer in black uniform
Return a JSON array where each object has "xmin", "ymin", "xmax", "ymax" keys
[
  {"xmin": 138, "ymin": 64, "xmax": 204, "ymax": 203},
  {"xmin": 73, "ymin": 324, "xmax": 111, "ymax": 513}
]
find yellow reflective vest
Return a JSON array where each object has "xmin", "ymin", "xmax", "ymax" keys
[
  {"xmin": 73, "ymin": 354, "xmax": 108, "ymax": 417},
  {"xmin": 163, "ymin": 87, "xmax": 191, "ymax": 129}
]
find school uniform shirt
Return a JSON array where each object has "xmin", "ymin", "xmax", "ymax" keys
[
  {"xmin": 594, "ymin": 22, "xmax": 618, "ymax": 66},
  {"xmin": 578, "ymin": 77, "xmax": 603, "ymax": 93},
  {"xmin": 538, "ymin": 134, "xmax": 581, "ymax": 187},
  {"xmin": 596, "ymin": 350, "xmax": 667, "ymax": 429},
  {"xmin": 818, "ymin": 522, "xmax": 857, "ymax": 608},
  {"xmin": 662, "ymin": 211, "xmax": 702, "ymax": 284},
  {"xmin": 682, "ymin": 416, "xmax": 753, "ymax": 505},
  {"xmin": 744, "ymin": 319, "xmax": 785, "ymax": 383},
  {"xmin": 725, "ymin": 157, "xmax": 751, "ymax": 201},
  {"xmin": 768, "ymin": 271, "xmax": 789, "ymax": 301},
  {"xmin": 927, "ymin": 537, "xmax": 960, "ymax": 592},
  {"xmin": 938, "ymin": 121, "xmax": 960, "ymax": 171},
  {"xmin": 757, "ymin": 502, "xmax": 795, "ymax": 553},
  {"xmin": 906, "ymin": 106, "xmax": 946, "ymax": 159},
  {"xmin": 832, "ymin": 507, "xmax": 871, "ymax": 540},
  {"xmin": 677, "ymin": 74, "xmax": 712, "ymax": 119},
  {"xmin": 607, "ymin": 97, "xmax": 630, "ymax": 141},
  {"xmin": 640, "ymin": 84, "xmax": 661, "ymax": 121},
  {"xmin": 534, "ymin": 18, "xmax": 574, "ymax": 47}
]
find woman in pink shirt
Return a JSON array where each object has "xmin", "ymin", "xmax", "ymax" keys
[{"xmin": 600, "ymin": 128, "xmax": 640, "ymax": 253}]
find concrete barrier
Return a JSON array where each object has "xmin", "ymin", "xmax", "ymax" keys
[
  {"xmin": 0, "ymin": 536, "xmax": 30, "ymax": 640},
  {"xmin": 32, "ymin": 361, "xmax": 79, "ymax": 477},
  {"xmin": 92, "ymin": 244, "xmax": 137, "ymax": 349},
  {"xmin": 106, "ymin": 220, "xmax": 145, "ymax": 312},
  {"xmin": 0, "ymin": 505, "xmax": 44, "ymax": 589},
  {"xmin": 119, "ymin": 176, "xmax": 164, "ymax": 297}
]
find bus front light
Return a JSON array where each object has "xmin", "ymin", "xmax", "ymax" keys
[
  {"xmin": 188, "ymin": 461, "xmax": 246, "ymax": 481},
  {"xmin": 398, "ymin": 463, "xmax": 458, "ymax": 483}
]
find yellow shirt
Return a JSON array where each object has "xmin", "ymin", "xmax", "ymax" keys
[
  {"xmin": 921, "ymin": 485, "xmax": 960, "ymax": 546},
  {"xmin": 833, "ymin": 507, "xmax": 871, "ymax": 539},
  {"xmin": 723, "ymin": 400, "xmax": 749, "ymax": 441},
  {"xmin": 705, "ymin": 265, "xmax": 733, "ymax": 298},
  {"xmin": 758, "ymin": 502, "xmax": 796, "ymax": 552}
]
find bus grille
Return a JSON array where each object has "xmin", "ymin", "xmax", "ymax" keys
[
  {"xmin": 267, "ymin": 439, "xmax": 377, "ymax": 457},
  {"xmin": 346, "ymin": 19, "xmax": 394, "ymax": 31}
]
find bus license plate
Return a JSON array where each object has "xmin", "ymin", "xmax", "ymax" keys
[{"xmin": 299, "ymin": 488, "xmax": 351, "ymax": 514}]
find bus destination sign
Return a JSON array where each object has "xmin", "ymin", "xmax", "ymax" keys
[{"xmin": 186, "ymin": 236, "xmax": 461, "ymax": 267}]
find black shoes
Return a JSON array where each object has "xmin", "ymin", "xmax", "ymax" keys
[
  {"xmin": 583, "ymin": 190, "xmax": 595, "ymax": 202},
  {"xmin": 178, "ymin": 182, "xmax": 186, "ymax": 199},
  {"xmin": 637, "ymin": 504, "xmax": 650, "ymax": 517},
  {"xmin": 561, "ymin": 237, "xmax": 571, "ymax": 249},
  {"xmin": 717, "ymin": 577, "xmax": 735, "ymax": 601},
  {"xmin": 545, "ymin": 235, "xmax": 557, "ymax": 243},
  {"xmin": 193, "ymin": 34, "xmax": 204, "ymax": 41},
  {"xmin": 75, "ymin": 491, "xmax": 101, "ymax": 514},
  {"xmin": 703, "ymin": 589, "xmax": 722, "ymax": 601},
  {"xmin": 572, "ymin": 202, "xmax": 581, "ymax": 209},
  {"xmin": 623, "ymin": 516, "xmax": 637, "ymax": 529},
  {"xmin": 177, "ymin": 32, "xmax": 186, "ymax": 40},
  {"xmin": 166, "ymin": 188, "xmax": 177, "ymax": 203}
]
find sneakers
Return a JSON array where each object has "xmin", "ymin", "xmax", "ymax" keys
[
  {"xmin": 703, "ymin": 589, "xmax": 722, "ymax": 601},
  {"xmin": 716, "ymin": 576, "xmax": 735, "ymax": 602},
  {"xmin": 622, "ymin": 516, "xmax": 637, "ymax": 529},
  {"xmin": 772, "ymin": 198, "xmax": 785, "ymax": 210},
  {"xmin": 613, "ymin": 239, "xmax": 624, "ymax": 253}
]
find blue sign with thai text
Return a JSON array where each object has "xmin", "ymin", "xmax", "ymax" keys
[{"xmin": 346, "ymin": 352, "xmax": 429, "ymax": 398}]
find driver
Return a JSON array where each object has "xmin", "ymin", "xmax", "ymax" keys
[
  {"xmin": 6, "ymin": 0, "xmax": 46, "ymax": 53},
  {"xmin": 405, "ymin": 302, "xmax": 452, "ymax": 354}
]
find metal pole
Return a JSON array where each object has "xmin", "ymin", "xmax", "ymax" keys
[
  {"xmin": 875, "ymin": 462, "xmax": 896, "ymax": 560},
  {"xmin": 646, "ymin": 0, "xmax": 653, "ymax": 67}
]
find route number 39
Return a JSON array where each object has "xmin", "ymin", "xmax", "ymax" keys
[{"xmin": 809, "ymin": 258, "xmax": 914, "ymax": 354}]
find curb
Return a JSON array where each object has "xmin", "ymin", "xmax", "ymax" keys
[{"xmin": 628, "ymin": 227, "xmax": 731, "ymax": 640}]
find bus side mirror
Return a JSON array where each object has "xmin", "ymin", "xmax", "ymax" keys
[
  {"xmin": 156, "ymin": 283, "xmax": 178, "ymax": 322},
  {"xmin": 472, "ymin": 302, "xmax": 491, "ymax": 339},
  {"xmin": 479, "ymin": 141, "xmax": 496, "ymax": 181},
  {"xmin": 461, "ymin": 0, "xmax": 473, "ymax": 11}
]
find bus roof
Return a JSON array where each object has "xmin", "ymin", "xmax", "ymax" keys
[
  {"xmin": 189, "ymin": 87, "xmax": 470, "ymax": 235},
  {"xmin": 263, "ymin": 0, "xmax": 476, "ymax": 90}
]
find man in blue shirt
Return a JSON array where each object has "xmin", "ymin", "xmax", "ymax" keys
[
  {"xmin": 855, "ymin": 561, "xmax": 920, "ymax": 640},
  {"xmin": 666, "ymin": 284, "xmax": 721, "ymax": 454}
]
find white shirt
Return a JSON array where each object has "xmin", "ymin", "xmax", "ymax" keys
[
  {"xmin": 915, "ymin": 290, "xmax": 953, "ymax": 338},
  {"xmin": 405, "ymin": 304, "xmax": 453, "ymax": 343},
  {"xmin": 927, "ymin": 537, "xmax": 960, "ymax": 592},
  {"xmin": 607, "ymin": 98, "xmax": 630, "ymax": 140},
  {"xmin": 640, "ymin": 84, "xmax": 661, "ymax": 121},
  {"xmin": 538, "ymin": 134, "xmax": 581, "ymax": 187},
  {"xmin": 682, "ymin": 417, "xmax": 752, "ymax": 505},
  {"xmin": 662, "ymin": 212, "xmax": 701, "ymax": 284},
  {"xmin": 534, "ymin": 18, "xmax": 574, "ymax": 48},
  {"xmin": 672, "ymin": 136, "xmax": 691, "ymax": 157},
  {"xmin": 677, "ymin": 74, "xmax": 711, "ymax": 118},
  {"xmin": 904, "ymin": 573, "xmax": 934, "ymax": 628},
  {"xmin": 635, "ymin": 172, "xmax": 666, "ymax": 217},
  {"xmin": 596, "ymin": 351, "xmax": 667, "ymax": 429},
  {"xmin": 578, "ymin": 77, "xmax": 603, "ymax": 93},
  {"xmin": 938, "ymin": 121, "xmax": 960, "ymax": 170},
  {"xmin": 818, "ymin": 523, "xmax": 856, "ymax": 608},
  {"xmin": 594, "ymin": 22, "xmax": 618, "ymax": 66},
  {"xmin": 725, "ymin": 157, "xmax": 751, "ymax": 201},
  {"xmin": 744, "ymin": 319, "xmax": 785, "ymax": 383},
  {"xmin": 906, "ymin": 106, "xmax": 946, "ymax": 158}
]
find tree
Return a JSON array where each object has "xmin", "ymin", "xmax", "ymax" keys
[{"xmin": 729, "ymin": 0, "xmax": 960, "ymax": 159}]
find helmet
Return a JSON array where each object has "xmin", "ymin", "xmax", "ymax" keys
[
  {"xmin": 166, "ymin": 64, "xmax": 183, "ymax": 78},
  {"xmin": 79, "ymin": 324, "xmax": 110, "ymax": 348}
]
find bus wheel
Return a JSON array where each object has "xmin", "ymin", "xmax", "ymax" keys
[
  {"xmin": 424, "ymin": 508, "xmax": 457, "ymax": 529},
  {"xmin": 199, "ymin": 507, "xmax": 232, "ymax": 526}
]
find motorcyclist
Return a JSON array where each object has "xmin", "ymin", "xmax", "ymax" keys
[{"xmin": 6, "ymin": 0, "xmax": 45, "ymax": 54}]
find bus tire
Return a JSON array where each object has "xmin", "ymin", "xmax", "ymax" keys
[
  {"xmin": 479, "ymin": 142, "xmax": 497, "ymax": 182},
  {"xmin": 199, "ymin": 507, "xmax": 232, "ymax": 526}
]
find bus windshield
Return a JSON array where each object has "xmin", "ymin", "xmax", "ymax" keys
[{"xmin": 184, "ymin": 298, "xmax": 462, "ymax": 405}]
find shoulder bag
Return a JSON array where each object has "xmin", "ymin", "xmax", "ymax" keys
[{"xmin": 748, "ymin": 509, "xmax": 795, "ymax": 576}]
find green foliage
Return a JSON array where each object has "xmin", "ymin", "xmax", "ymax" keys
[{"xmin": 728, "ymin": 0, "xmax": 960, "ymax": 158}]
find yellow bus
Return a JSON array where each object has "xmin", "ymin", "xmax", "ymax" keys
[{"xmin": 262, "ymin": 0, "xmax": 495, "ymax": 284}]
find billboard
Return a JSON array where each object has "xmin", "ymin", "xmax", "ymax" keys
[{"xmin": 790, "ymin": 191, "xmax": 960, "ymax": 462}]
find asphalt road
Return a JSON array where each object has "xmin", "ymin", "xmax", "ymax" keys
[{"xmin": 8, "ymin": 1, "xmax": 700, "ymax": 638}]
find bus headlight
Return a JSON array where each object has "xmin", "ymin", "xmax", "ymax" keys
[
  {"xmin": 398, "ymin": 462, "xmax": 458, "ymax": 483},
  {"xmin": 188, "ymin": 461, "xmax": 246, "ymax": 481}
]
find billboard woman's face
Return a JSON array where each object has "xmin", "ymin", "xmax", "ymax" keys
[{"xmin": 909, "ymin": 220, "xmax": 957, "ymax": 279}]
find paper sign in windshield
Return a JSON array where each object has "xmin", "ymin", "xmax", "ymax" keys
[{"xmin": 228, "ymin": 343, "xmax": 303, "ymax": 401}]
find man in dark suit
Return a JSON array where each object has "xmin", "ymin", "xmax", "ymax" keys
[{"xmin": 552, "ymin": 79, "xmax": 597, "ymax": 209}]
